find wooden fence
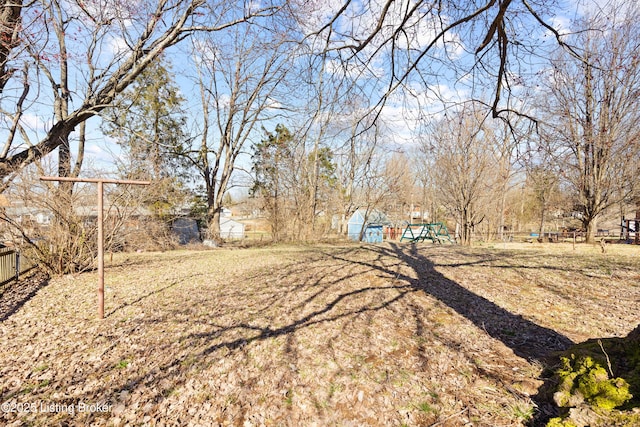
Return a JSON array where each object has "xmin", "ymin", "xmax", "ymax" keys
[{"xmin": 0, "ymin": 248, "xmax": 35, "ymax": 286}]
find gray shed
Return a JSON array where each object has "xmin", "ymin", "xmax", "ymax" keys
[{"xmin": 172, "ymin": 218, "xmax": 200, "ymax": 244}]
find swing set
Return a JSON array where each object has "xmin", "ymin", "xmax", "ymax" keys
[{"xmin": 400, "ymin": 222, "xmax": 455, "ymax": 244}]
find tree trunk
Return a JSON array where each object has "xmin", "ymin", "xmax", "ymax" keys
[
  {"xmin": 460, "ymin": 206, "xmax": 474, "ymax": 246},
  {"xmin": 635, "ymin": 198, "xmax": 640, "ymax": 245},
  {"xmin": 359, "ymin": 209, "xmax": 371, "ymax": 242},
  {"xmin": 0, "ymin": 0, "xmax": 22, "ymax": 93},
  {"xmin": 538, "ymin": 203, "xmax": 546, "ymax": 241},
  {"xmin": 584, "ymin": 216, "xmax": 598, "ymax": 244},
  {"xmin": 57, "ymin": 135, "xmax": 74, "ymax": 196},
  {"xmin": 209, "ymin": 210, "xmax": 221, "ymax": 240},
  {"xmin": 499, "ymin": 190, "xmax": 506, "ymax": 241}
]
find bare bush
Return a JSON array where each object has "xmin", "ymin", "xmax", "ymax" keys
[{"xmin": 0, "ymin": 168, "xmax": 178, "ymax": 275}]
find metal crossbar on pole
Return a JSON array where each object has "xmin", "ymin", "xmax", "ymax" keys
[{"xmin": 40, "ymin": 176, "xmax": 151, "ymax": 319}]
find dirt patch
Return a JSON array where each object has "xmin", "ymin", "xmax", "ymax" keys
[{"xmin": 0, "ymin": 243, "xmax": 638, "ymax": 426}]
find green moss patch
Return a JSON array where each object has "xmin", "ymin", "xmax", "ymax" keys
[
  {"xmin": 554, "ymin": 355, "xmax": 631, "ymax": 410},
  {"xmin": 544, "ymin": 326, "xmax": 640, "ymax": 427},
  {"xmin": 559, "ymin": 333, "xmax": 640, "ymax": 409}
]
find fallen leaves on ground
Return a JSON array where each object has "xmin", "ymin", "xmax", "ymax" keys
[{"xmin": 0, "ymin": 242, "xmax": 638, "ymax": 426}]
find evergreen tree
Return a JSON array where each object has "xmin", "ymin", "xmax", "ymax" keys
[
  {"xmin": 251, "ymin": 124, "xmax": 294, "ymax": 241},
  {"xmin": 103, "ymin": 58, "xmax": 190, "ymax": 182},
  {"xmin": 102, "ymin": 58, "xmax": 192, "ymax": 220},
  {"xmin": 252, "ymin": 125, "xmax": 338, "ymax": 241}
]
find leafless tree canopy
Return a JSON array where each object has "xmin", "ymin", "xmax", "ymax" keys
[
  {"xmin": 0, "ymin": 0, "xmax": 285, "ymax": 187},
  {"xmin": 536, "ymin": 2, "xmax": 640, "ymax": 242},
  {"xmin": 1, "ymin": 0, "xmax": 639, "ymax": 249},
  {"xmin": 0, "ymin": 0, "xmax": 573, "ymax": 184}
]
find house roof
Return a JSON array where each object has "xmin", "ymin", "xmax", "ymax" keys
[
  {"xmin": 220, "ymin": 218, "xmax": 245, "ymax": 228},
  {"xmin": 348, "ymin": 208, "xmax": 391, "ymax": 226}
]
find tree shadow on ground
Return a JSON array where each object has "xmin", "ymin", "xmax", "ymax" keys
[
  {"xmin": 64, "ymin": 243, "xmax": 577, "ymax": 424},
  {"xmin": 0, "ymin": 271, "xmax": 49, "ymax": 322},
  {"xmin": 364, "ymin": 244, "xmax": 574, "ymax": 426},
  {"xmin": 376, "ymin": 243, "xmax": 575, "ymax": 362},
  {"xmin": 66, "ymin": 253, "xmax": 419, "ymax": 423},
  {"xmin": 106, "ymin": 272, "xmax": 210, "ymax": 317},
  {"xmin": 171, "ymin": 244, "xmax": 573, "ymax": 413},
  {"xmin": 365, "ymin": 243, "xmax": 579, "ymax": 425}
]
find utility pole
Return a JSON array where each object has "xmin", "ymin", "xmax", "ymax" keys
[{"xmin": 40, "ymin": 176, "xmax": 151, "ymax": 319}]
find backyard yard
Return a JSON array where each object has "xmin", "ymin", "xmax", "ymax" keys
[{"xmin": 0, "ymin": 242, "xmax": 639, "ymax": 426}]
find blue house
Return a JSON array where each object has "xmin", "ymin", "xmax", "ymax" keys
[{"xmin": 347, "ymin": 209, "xmax": 390, "ymax": 243}]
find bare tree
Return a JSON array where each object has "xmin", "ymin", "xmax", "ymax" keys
[
  {"xmin": 345, "ymin": 126, "xmax": 411, "ymax": 240},
  {"xmin": 295, "ymin": 0, "xmax": 571, "ymax": 127},
  {"xmin": 0, "ymin": 0, "xmax": 282, "ymax": 188},
  {"xmin": 0, "ymin": 0, "xmax": 581, "ymax": 189},
  {"xmin": 527, "ymin": 164, "xmax": 560, "ymax": 239},
  {"xmin": 187, "ymin": 18, "xmax": 293, "ymax": 240},
  {"xmin": 380, "ymin": 151, "xmax": 416, "ymax": 223},
  {"xmin": 491, "ymin": 117, "xmax": 529, "ymax": 240},
  {"xmin": 0, "ymin": 162, "xmax": 159, "ymax": 274},
  {"xmin": 428, "ymin": 106, "xmax": 495, "ymax": 245},
  {"xmin": 538, "ymin": 1, "xmax": 640, "ymax": 243},
  {"xmin": 292, "ymin": 0, "xmax": 572, "ymax": 242},
  {"xmin": 252, "ymin": 123, "xmax": 339, "ymax": 242}
]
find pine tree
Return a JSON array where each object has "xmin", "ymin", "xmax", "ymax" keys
[
  {"xmin": 102, "ymin": 58, "xmax": 192, "ymax": 220},
  {"xmin": 103, "ymin": 58, "xmax": 190, "ymax": 182}
]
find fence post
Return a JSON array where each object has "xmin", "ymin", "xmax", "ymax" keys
[{"xmin": 15, "ymin": 251, "xmax": 20, "ymax": 282}]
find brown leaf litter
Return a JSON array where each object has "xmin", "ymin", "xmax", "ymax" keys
[{"xmin": 1, "ymin": 242, "xmax": 638, "ymax": 426}]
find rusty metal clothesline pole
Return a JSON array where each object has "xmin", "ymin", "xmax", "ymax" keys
[{"xmin": 40, "ymin": 176, "xmax": 151, "ymax": 319}]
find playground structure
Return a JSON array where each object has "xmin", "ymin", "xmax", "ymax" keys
[{"xmin": 400, "ymin": 222, "xmax": 455, "ymax": 244}]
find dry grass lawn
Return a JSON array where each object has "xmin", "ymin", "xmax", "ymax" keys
[{"xmin": 1, "ymin": 242, "xmax": 639, "ymax": 426}]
